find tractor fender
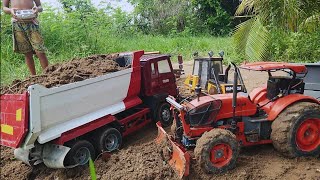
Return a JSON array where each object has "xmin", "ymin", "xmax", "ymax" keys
[{"xmin": 267, "ymin": 94, "xmax": 320, "ymax": 120}]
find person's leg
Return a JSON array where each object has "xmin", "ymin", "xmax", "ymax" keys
[
  {"xmin": 35, "ymin": 51, "xmax": 49, "ymax": 70},
  {"xmin": 24, "ymin": 51, "xmax": 36, "ymax": 75},
  {"xmin": 13, "ymin": 22, "xmax": 36, "ymax": 75},
  {"xmin": 29, "ymin": 23, "xmax": 49, "ymax": 71}
]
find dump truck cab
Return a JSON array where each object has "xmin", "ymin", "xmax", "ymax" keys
[
  {"xmin": 139, "ymin": 54, "xmax": 178, "ymax": 127},
  {"xmin": 140, "ymin": 54, "xmax": 177, "ymax": 97}
]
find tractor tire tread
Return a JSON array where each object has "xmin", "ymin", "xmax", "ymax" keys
[
  {"xmin": 194, "ymin": 129, "xmax": 239, "ymax": 174},
  {"xmin": 271, "ymin": 102, "xmax": 320, "ymax": 158}
]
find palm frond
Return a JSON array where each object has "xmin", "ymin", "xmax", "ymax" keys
[
  {"xmin": 233, "ymin": 17, "xmax": 269, "ymax": 61},
  {"xmin": 245, "ymin": 17, "xmax": 269, "ymax": 61},
  {"xmin": 235, "ymin": 0, "xmax": 255, "ymax": 16},
  {"xmin": 233, "ymin": 18, "xmax": 254, "ymax": 54},
  {"xmin": 299, "ymin": 13, "xmax": 320, "ymax": 32}
]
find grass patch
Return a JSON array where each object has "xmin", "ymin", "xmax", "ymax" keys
[{"xmin": 1, "ymin": 35, "xmax": 238, "ymax": 85}]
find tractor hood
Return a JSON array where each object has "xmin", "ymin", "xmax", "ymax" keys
[{"xmin": 186, "ymin": 93, "xmax": 257, "ymax": 121}]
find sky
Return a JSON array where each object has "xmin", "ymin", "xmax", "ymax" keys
[{"xmin": 44, "ymin": 0, "xmax": 134, "ymax": 12}]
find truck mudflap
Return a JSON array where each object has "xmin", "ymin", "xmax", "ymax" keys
[
  {"xmin": 14, "ymin": 148, "xmax": 31, "ymax": 166},
  {"xmin": 155, "ymin": 122, "xmax": 190, "ymax": 178},
  {"xmin": 0, "ymin": 93, "xmax": 29, "ymax": 148}
]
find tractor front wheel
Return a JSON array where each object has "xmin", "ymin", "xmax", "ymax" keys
[
  {"xmin": 271, "ymin": 102, "xmax": 320, "ymax": 157},
  {"xmin": 194, "ymin": 129, "xmax": 240, "ymax": 174}
]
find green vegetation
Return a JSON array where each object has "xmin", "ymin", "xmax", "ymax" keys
[
  {"xmin": 0, "ymin": 4, "xmax": 235, "ymax": 85},
  {"xmin": 129, "ymin": 0, "xmax": 238, "ymax": 35},
  {"xmin": 89, "ymin": 158, "xmax": 97, "ymax": 180},
  {"xmin": 233, "ymin": 0, "xmax": 320, "ymax": 61}
]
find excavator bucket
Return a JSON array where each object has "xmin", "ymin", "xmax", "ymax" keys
[{"xmin": 155, "ymin": 122, "xmax": 190, "ymax": 179}]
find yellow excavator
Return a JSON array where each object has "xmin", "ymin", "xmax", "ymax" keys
[{"xmin": 184, "ymin": 51, "xmax": 244, "ymax": 94}]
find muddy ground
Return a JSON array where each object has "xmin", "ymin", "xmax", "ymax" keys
[{"xmin": 1, "ymin": 60, "xmax": 320, "ymax": 180}]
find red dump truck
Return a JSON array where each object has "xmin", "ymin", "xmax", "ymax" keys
[{"xmin": 0, "ymin": 50, "xmax": 178, "ymax": 168}]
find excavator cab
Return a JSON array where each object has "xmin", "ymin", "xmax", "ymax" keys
[{"xmin": 184, "ymin": 51, "xmax": 244, "ymax": 94}]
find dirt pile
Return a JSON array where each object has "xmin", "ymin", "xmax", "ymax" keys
[
  {"xmin": 0, "ymin": 124, "xmax": 178, "ymax": 180},
  {"xmin": 2, "ymin": 128, "xmax": 319, "ymax": 180},
  {"xmin": 176, "ymin": 77, "xmax": 193, "ymax": 98},
  {"xmin": 91, "ymin": 141, "xmax": 177, "ymax": 180},
  {"xmin": 1, "ymin": 53, "xmax": 123, "ymax": 94}
]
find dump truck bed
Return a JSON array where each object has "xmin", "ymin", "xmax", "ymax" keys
[
  {"xmin": 1, "ymin": 51, "xmax": 143, "ymax": 149},
  {"xmin": 303, "ymin": 63, "xmax": 320, "ymax": 99}
]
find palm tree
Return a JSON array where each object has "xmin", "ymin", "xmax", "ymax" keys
[{"xmin": 233, "ymin": 0, "xmax": 320, "ymax": 61}]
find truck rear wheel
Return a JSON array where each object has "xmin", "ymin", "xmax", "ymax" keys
[
  {"xmin": 271, "ymin": 102, "xmax": 320, "ymax": 157},
  {"xmin": 194, "ymin": 129, "xmax": 239, "ymax": 174},
  {"xmin": 96, "ymin": 127, "xmax": 122, "ymax": 153},
  {"xmin": 65, "ymin": 140, "xmax": 96, "ymax": 166},
  {"xmin": 157, "ymin": 102, "xmax": 173, "ymax": 127}
]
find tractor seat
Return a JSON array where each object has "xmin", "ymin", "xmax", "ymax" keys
[{"xmin": 218, "ymin": 74, "xmax": 228, "ymax": 83}]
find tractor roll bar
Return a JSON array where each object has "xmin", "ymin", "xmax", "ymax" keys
[{"xmin": 230, "ymin": 62, "xmax": 247, "ymax": 93}]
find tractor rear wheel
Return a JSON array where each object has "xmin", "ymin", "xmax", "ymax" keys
[
  {"xmin": 271, "ymin": 102, "xmax": 320, "ymax": 158},
  {"xmin": 194, "ymin": 129, "xmax": 240, "ymax": 174}
]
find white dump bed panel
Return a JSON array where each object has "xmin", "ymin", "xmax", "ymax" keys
[{"xmin": 23, "ymin": 68, "xmax": 132, "ymax": 148}]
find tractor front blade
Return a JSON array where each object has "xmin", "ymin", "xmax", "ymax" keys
[{"xmin": 155, "ymin": 122, "xmax": 190, "ymax": 179}]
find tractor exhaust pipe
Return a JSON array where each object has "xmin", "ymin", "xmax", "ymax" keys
[
  {"xmin": 231, "ymin": 63, "xmax": 238, "ymax": 132},
  {"xmin": 195, "ymin": 84, "xmax": 201, "ymax": 101}
]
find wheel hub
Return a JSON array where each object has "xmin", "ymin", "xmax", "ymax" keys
[
  {"xmin": 105, "ymin": 134, "xmax": 118, "ymax": 151},
  {"xmin": 73, "ymin": 147, "xmax": 90, "ymax": 165},
  {"xmin": 210, "ymin": 143, "xmax": 232, "ymax": 168},
  {"xmin": 162, "ymin": 109, "xmax": 170, "ymax": 122},
  {"xmin": 215, "ymin": 149, "xmax": 224, "ymax": 158},
  {"xmin": 296, "ymin": 118, "xmax": 320, "ymax": 152}
]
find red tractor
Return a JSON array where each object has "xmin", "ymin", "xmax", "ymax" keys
[{"xmin": 156, "ymin": 62, "xmax": 320, "ymax": 178}]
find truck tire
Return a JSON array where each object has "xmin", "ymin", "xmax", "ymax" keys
[
  {"xmin": 271, "ymin": 102, "xmax": 320, "ymax": 158},
  {"xmin": 96, "ymin": 127, "xmax": 122, "ymax": 153},
  {"xmin": 157, "ymin": 102, "xmax": 173, "ymax": 127},
  {"xmin": 65, "ymin": 140, "xmax": 96, "ymax": 166},
  {"xmin": 194, "ymin": 129, "xmax": 239, "ymax": 174}
]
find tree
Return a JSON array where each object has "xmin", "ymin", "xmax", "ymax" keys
[
  {"xmin": 130, "ymin": 0, "xmax": 238, "ymax": 35},
  {"xmin": 191, "ymin": 0, "xmax": 238, "ymax": 35},
  {"xmin": 58, "ymin": 0, "xmax": 95, "ymax": 13},
  {"xmin": 130, "ymin": 0, "xmax": 191, "ymax": 34}
]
